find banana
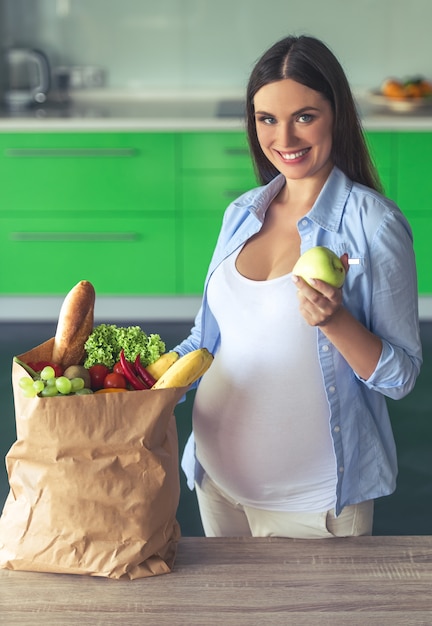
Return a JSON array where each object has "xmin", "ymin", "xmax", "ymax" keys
[
  {"xmin": 146, "ymin": 351, "xmax": 179, "ymax": 380},
  {"xmin": 152, "ymin": 348, "xmax": 213, "ymax": 389}
]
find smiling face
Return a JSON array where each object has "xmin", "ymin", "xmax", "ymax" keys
[{"xmin": 253, "ymin": 78, "xmax": 334, "ymax": 185}]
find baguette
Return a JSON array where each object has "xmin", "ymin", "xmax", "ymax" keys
[{"xmin": 52, "ymin": 280, "xmax": 96, "ymax": 368}]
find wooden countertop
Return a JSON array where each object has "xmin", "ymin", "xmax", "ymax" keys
[{"xmin": 1, "ymin": 536, "xmax": 431, "ymax": 625}]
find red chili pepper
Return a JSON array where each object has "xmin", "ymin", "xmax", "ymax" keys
[
  {"xmin": 134, "ymin": 354, "xmax": 157, "ymax": 388},
  {"xmin": 119, "ymin": 350, "xmax": 148, "ymax": 390}
]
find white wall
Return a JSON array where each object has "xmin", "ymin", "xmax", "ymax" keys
[{"xmin": 2, "ymin": 0, "xmax": 431, "ymax": 91}]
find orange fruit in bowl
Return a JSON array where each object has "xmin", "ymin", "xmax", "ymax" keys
[
  {"xmin": 403, "ymin": 82, "xmax": 423, "ymax": 98},
  {"xmin": 381, "ymin": 79, "xmax": 406, "ymax": 99}
]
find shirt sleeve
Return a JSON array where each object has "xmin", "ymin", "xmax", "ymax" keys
[{"xmin": 360, "ymin": 209, "xmax": 422, "ymax": 399}]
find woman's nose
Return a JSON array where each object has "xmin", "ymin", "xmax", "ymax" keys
[{"xmin": 277, "ymin": 122, "xmax": 297, "ymax": 147}]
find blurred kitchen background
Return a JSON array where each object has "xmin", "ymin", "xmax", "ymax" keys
[
  {"xmin": 1, "ymin": 0, "xmax": 432, "ymax": 91},
  {"xmin": 0, "ymin": 0, "xmax": 431, "ymax": 536}
]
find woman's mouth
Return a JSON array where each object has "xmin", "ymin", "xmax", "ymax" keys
[{"xmin": 278, "ymin": 148, "xmax": 311, "ymax": 161}]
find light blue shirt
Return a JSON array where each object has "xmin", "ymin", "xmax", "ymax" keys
[{"xmin": 174, "ymin": 166, "xmax": 423, "ymax": 515}]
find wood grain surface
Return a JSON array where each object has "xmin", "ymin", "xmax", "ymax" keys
[{"xmin": 1, "ymin": 536, "xmax": 432, "ymax": 625}]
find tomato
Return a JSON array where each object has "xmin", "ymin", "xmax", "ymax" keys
[
  {"xmin": 103, "ymin": 372, "xmax": 127, "ymax": 389},
  {"xmin": 88, "ymin": 364, "xmax": 110, "ymax": 390},
  {"xmin": 113, "ymin": 361, "xmax": 124, "ymax": 375},
  {"xmin": 27, "ymin": 361, "xmax": 63, "ymax": 377}
]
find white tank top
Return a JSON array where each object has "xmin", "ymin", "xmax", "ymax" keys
[{"xmin": 192, "ymin": 247, "xmax": 337, "ymax": 512}]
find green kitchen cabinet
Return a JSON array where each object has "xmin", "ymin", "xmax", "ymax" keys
[
  {"xmin": 179, "ymin": 132, "xmax": 257, "ymax": 293},
  {"xmin": 0, "ymin": 130, "xmax": 257, "ymax": 297},
  {"xmin": 395, "ymin": 133, "xmax": 432, "ymax": 211},
  {"xmin": 364, "ymin": 131, "xmax": 396, "ymax": 199},
  {"xmin": 0, "ymin": 215, "xmax": 177, "ymax": 295},
  {"xmin": 400, "ymin": 214, "xmax": 432, "ymax": 294},
  {"xmin": 395, "ymin": 132, "xmax": 432, "ymax": 294},
  {"xmin": 180, "ymin": 131, "xmax": 253, "ymax": 170},
  {"xmin": 0, "ymin": 132, "xmax": 178, "ymax": 295},
  {"xmin": 0, "ymin": 133, "xmax": 176, "ymax": 213},
  {"xmin": 2, "ymin": 128, "xmax": 431, "ymax": 296},
  {"xmin": 366, "ymin": 130, "xmax": 432, "ymax": 294},
  {"xmin": 180, "ymin": 214, "xmax": 223, "ymax": 293}
]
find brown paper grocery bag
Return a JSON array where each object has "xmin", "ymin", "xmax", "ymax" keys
[{"xmin": 0, "ymin": 338, "xmax": 185, "ymax": 579}]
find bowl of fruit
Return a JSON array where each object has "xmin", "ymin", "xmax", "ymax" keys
[{"xmin": 368, "ymin": 76, "xmax": 432, "ymax": 112}]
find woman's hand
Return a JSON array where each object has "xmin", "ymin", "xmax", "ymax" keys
[
  {"xmin": 292, "ymin": 275, "xmax": 344, "ymax": 327},
  {"xmin": 292, "ymin": 253, "xmax": 349, "ymax": 327},
  {"xmin": 291, "ymin": 253, "xmax": 382, "ymax": 380}
]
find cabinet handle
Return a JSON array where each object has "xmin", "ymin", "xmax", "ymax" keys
[
  {"xmin": 224, "ymin": 148, "xmax": 249, "ymax": 157},
  {"xmin": 11, "ymin": 232, "xmax": 140, "ymax": 242},
  {"xmin": 5, "ymin": 148, "xmax": 138, "ymax": 158}
]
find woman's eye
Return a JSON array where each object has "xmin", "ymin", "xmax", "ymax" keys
[
  {"xmin": 258, "ymin": 115, "xmax": 276, "ymax": 125},
  {"xmin": 298, "ymin": 113, "xmax": 314, "ymax": 123}
]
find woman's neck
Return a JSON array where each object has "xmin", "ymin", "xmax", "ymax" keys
[{"xmin": 276, "ymin": 165, "xmax": 332, "ymax": 216}]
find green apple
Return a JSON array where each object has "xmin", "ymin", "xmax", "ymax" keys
[{"xmin": 292, "ymin": 246, "xmax": 346, "ymax": 288}]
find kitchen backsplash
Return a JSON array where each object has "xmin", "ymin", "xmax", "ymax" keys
[{"xmin": 1, "ymin": 0, "xmax": 431, "ymax": 92}]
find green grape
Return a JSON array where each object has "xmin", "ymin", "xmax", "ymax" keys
[
  {"xmin": 41, "ymin": 366, "xmax": 55, "ymax": 381},
  {"xmin": 55, "ymin": 376, "xmax": 72, "ymax": 395},
  {"xmin": 23, "ymin": 387, "xmax": 38, "ymax": 398},
  {"xmin": 40, "ymin": 385, "xmax": 59, "ymax": 397},
  {"xmin": 46, "ymin": 378, "xmax": 57, "ymax": 387},
  {"xmin": 19, "ymin": 377, "xmax": 34, "ymax": 390},
  {"xmin": 75, "ymin": 388, "xmax": 93, "ymax": 395},
  {"xmin": 70, "ymin": 377, "xmax": 85, "ymax": 392},
  {"xmin": 33, "ymin": 380, "xmax": 45, "ymax": 394}
]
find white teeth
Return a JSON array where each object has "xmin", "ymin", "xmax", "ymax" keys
[{"xmin": 280, "ymin": 148, "xmax": 309, "ymax": 160}]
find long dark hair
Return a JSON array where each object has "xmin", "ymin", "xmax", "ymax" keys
[{"xmin": 246, "ymin": 35, "xmax": 382, "ymax": 192}]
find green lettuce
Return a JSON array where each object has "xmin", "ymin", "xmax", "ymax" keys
[{"xmin": 84, "ymin": 324, "xmax": 165, "ymax": 369}]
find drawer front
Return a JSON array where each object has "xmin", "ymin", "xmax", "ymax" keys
[
  {"xmin": 402, "ymin": 213, "xmax": 432, "ymax": 294},
  {"xmin": 181, "ymin": 132, "xmax": 254, "ymax": 171},
  {"xmin": 365, "ymin": 131, "xmax": 395, "ymax": 199},
  {"xmin": 181, "ymin": 172, "xmax": 257, "ymax": 212},
  {"xmin": 0, "ymin": 215, "xmax": 178, "ymax": 295},
  {"xmin": 365, "ymin": 132, "xmax": 393, "ymax": 170},
  {"xmin": 180, "ymin": 215, "xmax": 222, "ymax": 293},
  {"xmin": 0, "ymin": 133, "xmax": 176, "ymax": 213},
  {"xmin": 396, "ymin": 133, "xmax": 432, "ymax": 210}
]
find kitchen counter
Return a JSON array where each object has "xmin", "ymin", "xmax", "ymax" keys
[
  {"xmin": 0, "ymin": 90, "xmax": 247, "ymax": 131},
  {"xmin": 0, "ymin": 294, "xmax": 431, "ymax": 323},
  {"xmin": 1, "ymin": 535, "xmax": 432, "ymax": 625},
  {"xmin": 1, "ymin": 89, "xmax": 432, "ymax": 131}
]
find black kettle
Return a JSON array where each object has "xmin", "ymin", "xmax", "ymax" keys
[{"xmin": 3, "ymin": 48, "xmax": 51, "ymax": 108}]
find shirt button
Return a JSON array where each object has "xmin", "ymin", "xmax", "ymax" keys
[
  {"xmin": 329, "ymin": 385, "xmax": 336, "ymax": 393},
  {"xmin": 339, "ymin": 466, "xmax": 344, "ymax": 473},
  {"xmin": 301, "ymin": 219, "xmax": 308, "ymax": 227},
  {"xmin": 322, "ymin": 345, "xmax": 329, "ymax": 352},
  {"xmin": 334, "ymin": 426, "xmax": 340, "ymax": 433}
]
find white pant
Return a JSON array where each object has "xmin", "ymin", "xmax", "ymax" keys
[{"xmin": 195, "ymin": 473, "xmax": 374, "ymax": 538}]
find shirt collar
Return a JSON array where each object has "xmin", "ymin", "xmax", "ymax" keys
[
  {"xmin": 308, "ymin": 166, "xmax": 353, "ymax": 232},
  {"xmin": 233, "ymin": 175, "xmax": 285, "ymax": 223},
  {"xmin": 235, "ymin": 166, "xmax": 353, "ymax": 232}
]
